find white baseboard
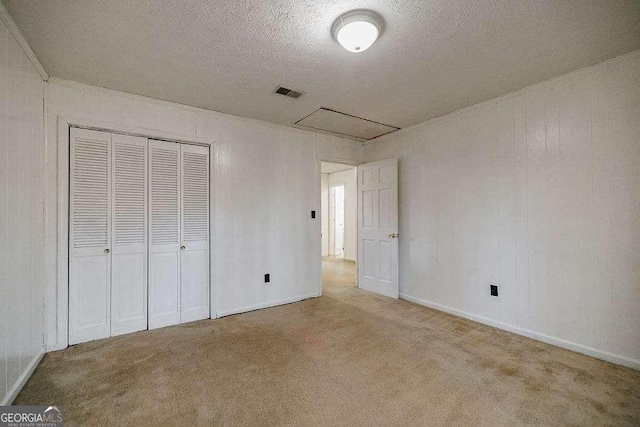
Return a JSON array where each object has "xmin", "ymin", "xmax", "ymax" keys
[
  {"xmin": 400, "ymin": 293, "xmax": 640, "ymax": 370},
  {"xmin": 216, "ymin": 292, "xmax": 319, "ymax": 318},
  {"xmin": 2, "ymin": 349, "xmax": 45, "ymax": 405}
]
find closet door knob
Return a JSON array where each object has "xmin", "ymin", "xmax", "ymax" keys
[
  {"xmin": 181, "ymin": 246, "xmax": 186, "ymax": 250},
  {"xmin": 104, "ymin": 248, "xmax": 110, "ymax": 254}
]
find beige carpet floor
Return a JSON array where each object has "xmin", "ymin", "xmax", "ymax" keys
[{"xmin": 15, "ymin": 257, "xmax": 640, "ymax": 425}]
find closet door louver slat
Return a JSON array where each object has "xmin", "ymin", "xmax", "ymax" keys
[
  {"xmin": 151, "ymin": 149, "xmax": 180, "ymax": 245},
  {"xmin": 71, "ymin": 143, "xmax": 109, "ymax": 250},
  {"xmin": 182, "ymin": 152, "xmax": 209, "ymax": 242}
]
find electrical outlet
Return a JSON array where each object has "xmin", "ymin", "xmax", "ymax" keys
[
  {"xmin": 490, "ymin": 284, "xmax": 498, "ymax": 297},
  {"xmin": 264, "ymin": 273, "xmax": 270, "ymax": 283}
]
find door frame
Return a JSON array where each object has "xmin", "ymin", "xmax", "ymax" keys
[
  {"xmin": 317, "ymin": 158, "xmax": 358, "ymax": 296},
  {"xmin": 55, "ymin": 116, "xmax": 214, "ymax": 351}
]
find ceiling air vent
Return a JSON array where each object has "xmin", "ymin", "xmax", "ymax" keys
[{"xmin": 275, "ymin": 86, "xmax": 304, "ymax": 99}]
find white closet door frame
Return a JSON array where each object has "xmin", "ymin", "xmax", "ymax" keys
[
  {"xmin": 180, "ymin": 144, "xmax": 210, "ymax": 323},
  {"xmin": 148, "ymin": 139, "xmax": 182, "ymax": 329},
  {"xmin": 110, "ymin": 134, "xmax": 148, "ymax": 336},
  {"xmin": 69, "ymin": 128, "xmax": 112, "ymax": 345},
  {"xmin": 56, "ymin": 118, "xmax": 214, "ymax": 351}
]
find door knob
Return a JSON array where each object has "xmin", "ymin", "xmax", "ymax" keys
[
  {"xmin": 104, "ymin": 248, "xmax": 110, "ymax": 254},
  {"xmin": 181, "ymin": 246, "xmax": 186, "ymax": 250},
  {"xmin": 388, "ymin": 233, "xmax": 396, "ymax": 239}
]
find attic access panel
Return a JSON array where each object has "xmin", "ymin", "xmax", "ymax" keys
[{"xmin": 295, "ymin": 108, "xmax": 399, "ymax": 140}]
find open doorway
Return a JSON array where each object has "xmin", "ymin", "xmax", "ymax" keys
[{"xmin": 321, "ymin": 162, "xmax": 357, "ymax": 294}]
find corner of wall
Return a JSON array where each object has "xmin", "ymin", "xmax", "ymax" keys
[{"xmin": 0, "ymin": 2, "xmax": 49, "ymax": 81}]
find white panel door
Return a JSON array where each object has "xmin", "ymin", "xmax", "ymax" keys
[
  {"xmin": 148, "ymin": 140, "xmax": 181, "ymax": 329},
  {"xmin": 357, "ymin": 159, "xmax": 399, "ymax": 298},
  {"xmin": 180, "ymin": 144, "xmax": 210, "ymax": 323},
  {"xmin": 69, "ymin": 128, "xmax": 112, "ymax": 345},
  {"xmin": 110, "ymin": 134, "xmax": 148, "ymax": 336}
]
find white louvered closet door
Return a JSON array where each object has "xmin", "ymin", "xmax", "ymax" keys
[
  {"xmin": 69, "ymin": 128, "xmax": 112, "ymax": 345},
  {"xmin": 148, "ymin": 140, "xmax": 182, "ymax": 329},
  {"xmin": 110, "ymin": 134, "xmax": 148, "ymax": 336},
  {"xmin": 180, "ymin": 144, "xmax": 210, "ymax": 323}
]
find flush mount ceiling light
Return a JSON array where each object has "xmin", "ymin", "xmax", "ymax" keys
[{"xmin": 332, "ymin": 9, "xmax": 384, "ymax": 53}]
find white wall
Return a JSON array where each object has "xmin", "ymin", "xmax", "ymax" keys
[
  {"xmin": 321, "ymin": 173, "xmax": 329, "ymax": 257},
  {"xmin": 44, "ymin": 78, "xmax": 361, "ymax": 350},
  {"xmin": 0, "ymin": 19, "xmax": 46, "ymax": 404},
  {"xmin": 328, "ymin": 168, "xmax": 357, "ymax": 262},
  {"xmin": 363, "ymin": 51, "xmax": 640, "ymax": 368}
]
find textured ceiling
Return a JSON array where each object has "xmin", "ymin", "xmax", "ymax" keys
[{"xmin": 5, "ymin": 0, "xmax": 640, "ymax": 140}]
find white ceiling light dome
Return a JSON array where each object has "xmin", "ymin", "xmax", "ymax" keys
[{"xmin": 332, "ymin": 9, "xmax": 384, "ymax": 53}]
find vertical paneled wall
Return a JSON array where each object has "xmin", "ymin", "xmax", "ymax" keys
[
  {"xmin": 209, "ymin": 118, "xmax": 320, "ymax": 316},
  {"xmin": 0, "ymin": 22, "xmax": 46, "ymax": 403},
  {"xmin": 45, "ymin": 79, "xmax": 361, "ymax": 349},
  {"xmin": 363, "ymin": 51, "xmax": 640, "ymax": 366}
]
